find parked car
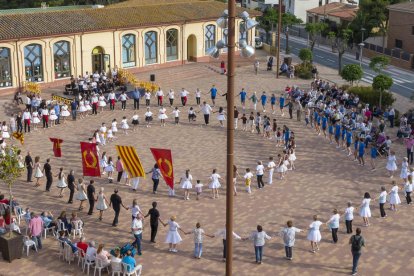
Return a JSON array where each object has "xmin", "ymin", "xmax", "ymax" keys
[{"xmin": 254, "ymin": 37, "xmax": 263, "ymax": 49}]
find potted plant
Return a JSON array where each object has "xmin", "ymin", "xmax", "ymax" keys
[{"xmin": 0, "ymin": 145, "xmax": 24, "ymax": 262}]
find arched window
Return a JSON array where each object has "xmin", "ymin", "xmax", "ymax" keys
[
  {"xmin": 166, "ymin": 29, "xmax": 178, "ymax": 61},
  {"xmin": 122, "ymin": 34, "xmax": 136, "ymax": 67},
  {"xmin": 205, "ymin": 24, "xmax": 216, "ymax": 54},
  {"xmin": 145, "ymin": 31, "xmax": 158, "ymax": 65},
  {"xmin": 24, "ymin": 44, "xmax": 43, "ymax": 82},
  {"xmin": 0, "ymin": 47, "xmax": 12, "ymax": 87},
  {"xmin": 239, "ymin": 22, "xmax": 248, "ymax": 41},
  {"xmin": 53, "ymin": 41, "xmax": 71, "ymax": 79}
]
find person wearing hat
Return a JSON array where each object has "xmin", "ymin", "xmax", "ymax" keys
[{"xmin": 109, "ymin": 189, "xmax": 129, "ymax": 227}]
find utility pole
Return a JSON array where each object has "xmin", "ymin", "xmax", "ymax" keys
[{"xmin": 276, "ymin": 0, "xmax": 282, "ymax": 78}]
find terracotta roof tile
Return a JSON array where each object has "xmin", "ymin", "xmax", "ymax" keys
[
  {"xmin": 0, "ymin": 1, "xmax": 260, "ymax": 41},
  {"xmin": 307, "ymin": 2, "xmax": 358, "ymax": 19}
]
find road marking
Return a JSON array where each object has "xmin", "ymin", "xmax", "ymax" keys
[
  {"xmin": 316, "ymin": 55, "xmax": 324, "ymax": 58},
  {"xmin": 327, "ymin": 59, "xmax": 335, "ymax": 63}
]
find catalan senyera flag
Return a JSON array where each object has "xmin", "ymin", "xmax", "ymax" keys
[
  {"xmin": 80, "ymin": 142, "xmax": 101, "ymax": 177},
  {"xmin": 49, "ymin": 138, "xmax": 63, "ymax": 157},
  {"xmin": 12, "ymin": 132, "xmax": 24, "ymax": 145},
  {"xmin": 150, "ymin": 148, "xmax": 174, "ymax": 189},
  {"xmin": 115, "ymin": 145, "xmax": 146, "ymax": 178}
]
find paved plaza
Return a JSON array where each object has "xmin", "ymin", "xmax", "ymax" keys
[{"xmin": 0, "ymin": 56, "xmax": 413, "ymax": 276}]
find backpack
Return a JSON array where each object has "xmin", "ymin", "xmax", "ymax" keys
[{"xmin": 351, "ymin": 236, "xmax": 363, "ymax": 251}]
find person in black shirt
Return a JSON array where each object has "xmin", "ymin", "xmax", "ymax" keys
[
  {"xmin": 87, "ymin": 180, "xmax": 96, "ymax": 215},
  {"xmin": 42, "ymin": 159, "xmax": 53, "ymax": 192},
  {"xmin": 24, "ymin": 151, "xmax": 34, "ymax": 182},
  {"xmin": 144, "ymin": 201, "xmax": 160, "ymax": 243},
  {"xmin": 67, "ymin": 170, "xmax": 75, "ymax": 204},
  {"xmin": 109, "ymin": 189, "xmax": 128, "ymax": 227},
  {"xmin": 16, "ymin": 112, "xmax": 23, "ymax": 133}
]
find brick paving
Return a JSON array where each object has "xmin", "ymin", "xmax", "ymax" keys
[{"xmin": 0, "ymin": 53, "xmax": 413, "ymax": 276}]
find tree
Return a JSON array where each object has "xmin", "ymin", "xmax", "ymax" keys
[
  {"xmin": 0, "ymin": 146, "xmax": 23, "ymax": 236},
  {"xmin": 369, "ymin": 55, "xmax": 390, "ymax": 74},
  {"xmin": 372, "ymin": 74, "xmax": 393, "ymax": 109},
  {"xmin": 299, "ymin": 48, "xmax": 313, "ymax": 64},
  {"xmin": 282, "ymin": 13, "xmax": 303, "ymax": 54},
  {"xmin": 341, "ymin": 64, "xmax": 363, "ymax": 85},
  {"xmin": 257, "ymin": 8, "xmax": 278, "ymax": 43},
  {"xmin": 305, "ymin": 22, "xmax": 328, "ymax": 52},
  {"xmin": 328, "ymin": 28, "xmax": 353, "ymax": 74}
]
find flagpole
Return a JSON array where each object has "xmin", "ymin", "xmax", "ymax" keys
[{"xmin": 225, "ymin": 0, "xmax": 235, "ymax": 275}]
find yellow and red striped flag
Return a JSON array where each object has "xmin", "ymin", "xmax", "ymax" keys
[{"xmin": 115, "ymin": 145, "xmax": 146, "ymax": 178}]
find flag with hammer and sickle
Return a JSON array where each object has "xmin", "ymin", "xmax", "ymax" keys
[
  {"xmin": 49, "ymin": 137, "xmax": 63, "ymax": 157},
  {"xmin": 150, "ymin": 148, "xmax": 174, "ymax": 189},
  {"xmin": 80, "ymin": 142, "xmax": 101, "ymax": 177}
]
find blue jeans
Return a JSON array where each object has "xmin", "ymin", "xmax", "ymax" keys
[
  {"xmin": 194, "ymin": 243, "xmax": 203, "ymax": 258},
  {"xmin": 352, "ymin": 251, "xmax": 361, "ymax": 273},
  {"xmin": 32, "ymin": 235, "xmax": 42, "ymax": 250},
  {"xmin": 254, "ymin": 246, "xmax": 263, "ymax": 262},
  {"xmin": 132, "ymin": 233, "xmax": 142, "ymax": 255}
]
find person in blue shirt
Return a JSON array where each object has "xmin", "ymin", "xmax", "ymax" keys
[
  {"xmin": 279, "ymin": 95, "xmax": 285, "ymax": 116},
  {"xmin": 341, "ymin": 126, "xmax": 347, "ymax": 149},
  {"xmin": 346, "ymin": 128, "xmax": 353, "ymax": 156},
  {"xmin": 237, "ymin": 88, "xmax": 247, "ymax": 109},
  {"xmin": 70, "ymin": 100, "xmax": 78, "ymax": 121},
  {"xmin": 54, "ymin": 103, "xmax": 61, "ymax": 125},
  {"xmin": 270, "ymin": 94, "xmax": 276, "ymax": 114},
  {"xmin": 358, "ymin": 138, "xmax": 365, "ymax": 166},
  {"xmin": 122, "ymin": 250, "xmax": 142, "ymax": 274},
  {"xmin": 321, "ymin": 115, "xmax": 328, "ymax": 138},
  {"xmin": 370, "ymin": 143, "xmax": 378, "ymax": 171},
  {"xmin": 334, "ymin": 123, "xmax": 341, "ymax": 148},
  {"xmin": 260, "ymin": 92, "xmax": 267, "ymax": 112},
  {"xmin": 283, "ymin": 125, "xmax": 290, "ymax": 149},
  {"xmin": 314, "ymin": 110, "xmax": 320, "ymax": 135},
  {"xmin": 353, "ymin": 134, "xmax": 359, "ymax": 161},
  {"xmin": 209, "ymin": 85, "xmax": 217, "ymax": 106},
  {"xmin": 328, "ymin": 122, "xmax": 334, "ymax": 144}
]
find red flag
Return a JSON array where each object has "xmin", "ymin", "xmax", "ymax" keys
[
  {"xmin": 49, "ymin": 138, "xmax": 63, "ymax": 157},
  {"xmin": 150, "ymin": 148, "xmax": 174, "ymax": 189},
  {"xmin": 80, "ymin": 142, "xmax": 101, "ymax": 177}
]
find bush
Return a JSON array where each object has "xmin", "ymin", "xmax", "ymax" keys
[
  {"xmin": 341, "ymin": 64, "xmax": 363, "ymax": 85},
  {"xmin": 295, "ymin": 63, "xmax": 313, "ymax": 79},
  {"xmin": 298, "ymin": 48, "xmax": 313, "ymax": 63},
  {"xmin": 347, "ymin": 86, "xmax": 396, "ymax": 110}
]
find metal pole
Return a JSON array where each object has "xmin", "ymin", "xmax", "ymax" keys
[
  {"xmin": 276, "ymin": 0, "xmax": 282, "ymax": 78},
  {"xmin": 360, "ymin": 32, "xmax": 364, "ymax": 66},
  {"xmin": 225, "ymin": 0, "xmax": 235, "ymax": 275}
]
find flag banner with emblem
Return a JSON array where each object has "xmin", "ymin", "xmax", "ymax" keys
[
  {"xmin": 150, "ymin": 148, "xmax": 174, "ymax": 189},
  {"xmin": 115, "ymin": 145, "xmax": 146, "ymax": 178},
  {"xmin": 12, "ymin": 132, "xmax": 24, "ymax": 145},
  {"xmin": 49, "ymin": 138, "xmax": 63, "ymax": 157},
  {"xmin": 80, "ymin": 142, "xmax": 100, "ymax": 177}
]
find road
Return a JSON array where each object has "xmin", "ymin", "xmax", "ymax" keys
[{"xmin": 280, "ymin": 36, "xmax": 414, "ymax": 99}]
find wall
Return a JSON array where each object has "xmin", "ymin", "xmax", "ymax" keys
[
  {"xmin": 363, "ymin": 48, "xmax": 413, "ymax": 71},
  {"xmin": 387, "ymin": 10, "xmax": 414, "ymax": 53}
]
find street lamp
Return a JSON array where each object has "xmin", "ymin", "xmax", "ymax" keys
[{"xmin": 207, "ymin": 3, "xmax": 257, "ymax": 276}]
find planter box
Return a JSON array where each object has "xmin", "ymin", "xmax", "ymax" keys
[{"xmin": 0, "ymin": 231, "xmax": 24, "ymax": 262}]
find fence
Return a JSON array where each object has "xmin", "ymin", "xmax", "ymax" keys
[{"xmin": 363, "ymin": 42, "xmax": 414, "ymax": 70}]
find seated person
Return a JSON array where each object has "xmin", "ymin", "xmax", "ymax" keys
[
  {"xmin": 70, "ymin": 211, "xmax": 83, "ymax": 228},
  {"xmin": 57, "ymin": 211, "xmax": 72, "ymax": 233},
  {"xmin": 96, "ymin": 244, "xmax": 111, "ymax": 266},
  {"xmin": 0, "ymin": 194, "xmax": 9, "ymax": 204},
  {"xmin": 86, "ymin": 240, "xmax": 97, "ymax": 262},
  {"xmin": 76, "ymin": 236, "xmax": 88, "ymax": 257},
  {"xmin": 58, "ymin": 231, "xmax": 78, "ymax": 254},
  {"xmin": 3, "ymin": 209, "xmax": 20, "ymax": 232},
  {"xmin": 41, "ymin": 211, "xmax": 56, "ymax": 228},
  {"xmin": 280, "ymin": 62, "xmax": 288, "ymax": 74},
  {"xmin": 122, "ymin": 250, "xmax": 142, "ymax": 274}
]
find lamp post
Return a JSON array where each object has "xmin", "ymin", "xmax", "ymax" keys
[
  {"xmin": 359, "ymin": 27, "xmax": 366, "ymax": 67},
  {"xmin": 207, "ymin": 2, "xmax": 257, "ymax": 275},
  {"xmin": 276, "ymin": 0, "xmax": 282, "ymax": 78}
]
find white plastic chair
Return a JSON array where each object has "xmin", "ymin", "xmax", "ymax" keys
[
  {"xmin": 72, "ymin": 220, "xmax": 83, "ymax": 239},
  {"xmin": 77, "ymin": 248, "xmax": 86, "ymax": 268},
  {"xmin": 63, "ymin": 242, "xmax": 74, "ymax": 264},
  {"xmin": 43, "ymin": 224, "xmax": 56, "ymax": 239},
  {"xmin": 94, "ymin": 258, "xmax": 110, "ymax": 276},
  {"xmin": 110, "ymin": 259, "xmax": 123, "ymax": 276},
  {"xmin": 57, "ymin": 219, "xmax": 68, "ymax": 233},
  {"xmin": 122, "ymin": 263, "xmax": 142, "ymax": 276},
  {"xmin": 14, "ymin": 207, "xmax": 26, "ymax": 225},
  {"xmin": 57, "ymin": 239, "xmax": 65, "ymax": 260},
  {"xmin": 83, "ymin": 254, "xmax": 95, "ymax": 275},
  {"xmin": 22, "ymin": 236, "xmax": 37, "ymax": 256}
]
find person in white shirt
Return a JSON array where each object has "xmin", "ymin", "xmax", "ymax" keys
[
  {"xmin": 99, "ymin": 123, "xmax": 107, "ymax": 146},
  {"xmin": 325, "ymin": 209, "xmax": 340, "ymax": 243},
  {"xmin": 280, "ymin": 220, "xmax": 302, "ymax": 260},
  {"xmin": 195, "ymin": 88, "xmax": 202, "ymax": 105},
  {"xmin": 171, "ymin": 107, "xmax": 180, "ymax": 125},
  {"xmin": 167, "ymin": 89, "xmax": 174, "ymax": 107},
  {"xmin": 244, "ymin": 168, "xmax": 253, "ymax": 194},
  {"xmin": 402, "ymin": 175, "xmax": 413, "ymax": 205},
  {"xmin": 200, "ymin": 102, "xmax": 212, "ymax": 125},
  {"xmin": 256, "ymin": 161, "xmax": 265, "ymax": 189},
  {"xmin": 23, "ymin": 109, "xmax": 32, "ymax": 132},
  {"xmin": 145, "ymin": 91, "xmax": 151, "ymax": 106},
  {"xmin": 378, "ymin": 186, "xmax": 387, "ymax": 218},
  {"xmin": 86, "ymin": 240, "xmax": 97, "ymax": 262},
  {"xmin": 244, "ymin": 225, "xmax": 271, "ymax": 264},
  {"xmin": 344, "ymin": 201, "xmax": 355, "ymax": 234},
  {"xmin": 41, "ymin": 108, "xmax": 49, "ymax": 128},
  {"xmin": 107, "ymin": 91, "xmax": 116, "ymax": 110},
  {"xmin": 131, "ymin": 216, "xmax": 143, "ymax": 255},
  {"xmin": 25, "ymin": 96, "xmax": 31, "ymax": 110},
  {"xmin": 180, "ymin": 88, "xmax": 189, "ymax": 106},
  {"xmin": 267, "ymin": 157, "xmax": 276, "ymax": 185},
  {"xmin": 184, "ymin": 222, "xmax": 214, "ymax": 259},
  {"xmin": 156, "ymin": 88, "xmax": 164, "ymax": 106},
  {"xmin": 117, "ymin": 91, "xmax": 129, "ymax": 110},
  {"xmin": 214, "ymin": 227, "xmax": 241, "ymax": 262},
  {"xmin": 93, "ymin": 71, "xmax": 100, "ymax": 82}
]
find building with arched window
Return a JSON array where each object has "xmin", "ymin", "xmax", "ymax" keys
[{"xmin": 0, "ymin": 0, "xmax": 259, "ymax": 94}]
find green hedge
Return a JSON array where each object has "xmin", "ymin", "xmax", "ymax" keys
[
  {"xmin": 295, "ymin": 63, "xmax": 313, "ymax": 79},
  {"xmin": 347, "ymin": 86, "xmax": 396, "ymax": 110}
]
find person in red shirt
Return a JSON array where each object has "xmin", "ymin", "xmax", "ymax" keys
[
  {"xmin": 77, "ymin": 236, "xmax": 88, "ymax": 257},
  {"xmin": 0, "ymin": 194, "xmax": 9, "ymax": 205}
]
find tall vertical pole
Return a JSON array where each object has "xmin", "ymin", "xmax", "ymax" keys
[
  {"xmin": 276, "ymin": 0, "xmax": 282, "ymax": 78},
  {"xmin": 225, "ymin": 0, "xmax": 235, "ymax": 275}
]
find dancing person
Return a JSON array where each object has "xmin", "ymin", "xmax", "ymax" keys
[{"xmin": 280, "ymin": 220, "xmax": 302, "ymax": 260}]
